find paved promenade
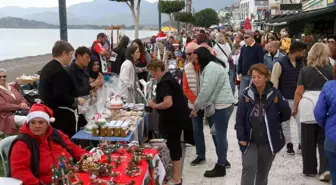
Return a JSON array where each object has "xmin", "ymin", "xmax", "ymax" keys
[{"xmin": 182, "ymin": 107, "xmax": 330, "ymax": 185}]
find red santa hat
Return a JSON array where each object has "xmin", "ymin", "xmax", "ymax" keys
[
  {"xmin": 26, "ymin": 103, "xmax": 55, "ymax": 124},
  {"xmin": 156, "ymin": 31, "xmax": 167, "ymax": 41}
]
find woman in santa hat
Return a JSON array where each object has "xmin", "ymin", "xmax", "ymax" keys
[{"xmin": 8, "ymin": 103, "xmax": 89, "ymax": 185}]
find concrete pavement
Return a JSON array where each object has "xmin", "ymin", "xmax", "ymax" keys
[{"xmin": 182, "ymin": 107, "xmax": 331, "ymax": 185}]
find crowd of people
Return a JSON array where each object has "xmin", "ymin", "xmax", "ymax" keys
[{"xmin": 0, "ymin": 27, "xmax": 336, "ymax": 185}]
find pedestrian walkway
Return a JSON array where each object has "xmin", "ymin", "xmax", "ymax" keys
[{"xmin": 182, "ymin": 107, "xmax": 330, "ymax": 185}]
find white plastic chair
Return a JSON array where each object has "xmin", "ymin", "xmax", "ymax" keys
[{"xmin": 0, "ymin": 135, "xmax": 17, "ymax": 176}]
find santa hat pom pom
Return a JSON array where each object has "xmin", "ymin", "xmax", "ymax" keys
[{"xmin": 50, "ymin": 117, "xmax": 55, "ymax": 123}]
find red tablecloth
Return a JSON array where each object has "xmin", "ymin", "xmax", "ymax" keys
[{"xmin": 76, "ymin": 148, "xmax": 159, "ymax": 185}]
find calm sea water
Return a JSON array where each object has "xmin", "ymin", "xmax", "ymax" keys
[{"xmin": 0, "ymin": 28, "xmax": 157, "ymax": 60}]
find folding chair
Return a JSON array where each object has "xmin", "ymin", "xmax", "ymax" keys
[{"xmin": 0, "ymin": 135, "xmax": 17, "ymax": 176}]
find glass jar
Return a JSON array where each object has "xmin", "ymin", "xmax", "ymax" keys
[
  {"xmin": 92, "ymin": 125, "xmax": 99, "ymax": 137},
  {"xmin": 106, "ymin": 126, "xmax": 113, "ymax": 137},
  {"xmin": 100, "ymin": 125, "xmax": 107, "ymax": 137}
]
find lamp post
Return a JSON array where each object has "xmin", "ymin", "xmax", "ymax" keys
[
  {"xmin": 58, "ymin": 0, "xmax": 68, "ymax": 41},
  {"xmin": 158, "ymin": 0, "xmax": 162, "ymax": 32}
]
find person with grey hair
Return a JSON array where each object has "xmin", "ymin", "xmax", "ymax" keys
[
  {"xmin": 264, "ymin": 41, "xmax": 285, "ymax": 72},
  {"xmin": 0, "ymin": 68, "xmax": 29, "ymax": 135},
  {"xmin": 213, "ymin": 33, "xmax": 235, "ymax": 94}
]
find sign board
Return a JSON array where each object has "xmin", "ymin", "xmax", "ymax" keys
[
  {"xmin": 280, "ymin": 3, "xmax": 303, "ymax": 10},
  {"xmin": 327, "ymin": 0, "xmax": 335, "ymax": 6},
  {"xmin": 302, "ymin": 0, "xmax": 327, "ymax": 11}
]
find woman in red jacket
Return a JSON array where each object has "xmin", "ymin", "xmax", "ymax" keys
[{"xmin": 9, "ymin": 103, "xmax": 88, "ymax": 185}]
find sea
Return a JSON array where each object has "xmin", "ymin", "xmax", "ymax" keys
[{"xmin": 0, "ymin": 28, "xmax": 158, "ymax": 61}]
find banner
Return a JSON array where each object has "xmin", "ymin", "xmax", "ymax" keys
[{"xmin": 327, "ymin": 0, "xmax": 335, "ymax": 6}]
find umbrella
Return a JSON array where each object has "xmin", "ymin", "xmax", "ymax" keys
[
  {"xmin": 161, "ymin": 26, "xmax": 177, "ymax": 32},
  {"xmin": 244, "ymin": 18, "xmax": 252, "ymax": 30}
]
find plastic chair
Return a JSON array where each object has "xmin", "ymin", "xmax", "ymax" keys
[{"xmin": 0, "ymin": 135, "xmax": 17, "ymax": 176}]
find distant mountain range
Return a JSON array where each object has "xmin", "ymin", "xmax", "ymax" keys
[
  {"xmin": 0, "ymin": 0, "xmax": 232, "ymax": 26},
  {"xmin": 0, "ymin": 16, "xmax": 179, "ymax": 30}
]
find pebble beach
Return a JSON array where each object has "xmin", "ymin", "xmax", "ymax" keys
[{"xmin": 0, "ymin": 54, "xmax": 52, "ymax": 82}]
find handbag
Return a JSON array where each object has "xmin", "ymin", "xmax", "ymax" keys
[
  {"xmin": 314, "ymin": 67, "xmax": 328, "ymax": 81},
  {"xmin": 204, "ymin": 76, "xmax": 226, "ymax": 118},
  {"xmin": 216, "ymin": 44, "xmax": 234, "ymax": 69},
  {"xmin": 14, "ymin": 109, "xmax": 29, "ymax": 116}
]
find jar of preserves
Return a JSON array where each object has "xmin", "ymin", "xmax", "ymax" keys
[
  {"xmin": 106, "ymin": 126, "xmax": 114, "ymax": 137},
  {"xmin": 92, "ymin": 125, "xmax": 99, "ymax": 137},
  {"xmin": 100, "ymin": 125, "xmax": 107, "ymax": 137}
]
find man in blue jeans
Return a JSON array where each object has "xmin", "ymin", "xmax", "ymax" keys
[{"xmin": 238, "ymin": 31, "xmax": 264, "ymax": 97}]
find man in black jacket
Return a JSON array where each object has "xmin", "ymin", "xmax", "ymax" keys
[
  {"xmin": 66, "ymin": 46, "xmax": 104, "ymax": 130},
  {"xmin": 67, "ymin": 47, "xmax": 103, "ymax": 97},
  {"xmin": 39, "ymin": 41, "xmax": 85, "ymax": 137}
]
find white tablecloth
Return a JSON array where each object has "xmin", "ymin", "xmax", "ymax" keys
[{"xmin": 0, "ymin": 177, "xmax": 22, "ymax": 185}]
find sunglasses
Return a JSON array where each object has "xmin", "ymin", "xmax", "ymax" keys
[
  {"xmin": 186, "ymin": 52, "xmax": 193, "ymax": 56},
  {"xmin": 0, "ymin": 75, "xmax": 6, "ymax": 79},
  {"xmin": 244, "ymin": 37, "xmax": 249, "ymax": 39}
]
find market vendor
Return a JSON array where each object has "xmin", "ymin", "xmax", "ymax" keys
[
  {"xmin": 9, "ymin": 103, "xmax": 89, "ymax": 185},
  {"xmin": 147, "ymin": 59, "xmax": 189, "ymax": 185},
  {"xmin": 67, "ymin": 47, "xmax": 103, "ymax": 98}
]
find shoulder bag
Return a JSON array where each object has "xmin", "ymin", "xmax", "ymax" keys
[
  {"xmin": 314, "ymin": 67, "xmax": 328, "ymax": 81},
  {"xmin": 204, "ymin": 75, "xmax": 226, "ymax": 118},
  {"xmin": 216, "ymin": 43, "xmax": 234, "ymax": 69}
]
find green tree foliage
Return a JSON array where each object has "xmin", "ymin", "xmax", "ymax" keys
[
  {"xmin": 193, "ymin": 8, "xmax": 220, "ymax": 28},
  {"xmin": 174, "ymin": 12, "xmax": 193, "ymax": 23},
  {"xmin": 158, "ymin": 0, "xmax": 185, "ymax": 31},
  {"xmin": 159, "ymin": 0, "xmax": 185, "ymax": 14}
]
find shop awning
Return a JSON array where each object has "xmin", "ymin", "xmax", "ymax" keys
[{"xmin": 266, "ymin": 6, "xmax": 336, "ymax": 23}]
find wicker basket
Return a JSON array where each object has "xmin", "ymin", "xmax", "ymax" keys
[{"xmin": 16, "ymin": 78, "xmax": 35, "ymax": 85}]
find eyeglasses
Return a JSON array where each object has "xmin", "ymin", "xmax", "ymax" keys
[
  {"xmin": 244, "ymin": 37, "xmax": 249, "ymax": 39},
  {"xmin": 328, "ymin": 41, "xmax": 335, "ymax": 44},
  {"xmin": 0, "ymin": 75, "xmax": 6, "ymax": 79}
]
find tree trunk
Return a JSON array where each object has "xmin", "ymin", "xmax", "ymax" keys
[
  {"xmin": 169, "ymin": 13, "xmax": 172, "ymax": 33},
  {"xmin": 127, "ymin": 0, "xmax": 140, "ymax": 39},
  {"xmin": 135, "ymin": 0, "xmax": 141, "ymax": 39}
]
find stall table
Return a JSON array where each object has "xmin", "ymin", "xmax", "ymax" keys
[
  {"xmin": 74, "ymin": 148, "xmax": 165, "ymax": 185},
  {"xmin": 72, "ymin": 118, "xmax": 145, "ymax": 144}
]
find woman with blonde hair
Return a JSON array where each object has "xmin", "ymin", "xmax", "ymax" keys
[
  {"xmin": 213, "ymin": 33, "xmax": 235, "ymax": 94},
  {"xmin": 292, "ymin": 43, "xmax": 332, "ymax": 181}
]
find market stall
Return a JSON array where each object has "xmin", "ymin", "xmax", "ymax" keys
[{"xmin": 50, "ymin": 141, "xmax": 166, "ymax": 185}]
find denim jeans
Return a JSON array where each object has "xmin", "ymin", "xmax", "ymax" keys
[
  {"xmin": 239, "ymin": 75, "xmax": 251, "ymax": 97},
  {"xmin": 210, "ymin": 105, "xmax": 234, "ymax": 165},
  {"xmin": 325, "ymin": 137, "xmax": 336, "ymax": 185},
  {"xmin": 228, "ymin": 69, "xmax": 235, "ymax": 95},
  {"xmin": 192, "ymin": 110, "xmax": 216, "ymax": 159}
]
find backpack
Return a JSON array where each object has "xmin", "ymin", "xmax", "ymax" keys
[{"xmin": 7, "ymin": 128, "xmax": 76, "ymax": 178}]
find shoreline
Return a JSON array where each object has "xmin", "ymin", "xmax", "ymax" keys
[
  {"xmin": 1, "ymin": 37, "xmax": 151, "ymax": 82},
  {"xmin": 0, "ymin": 54, "xmax": 52, "ymax": 82}
]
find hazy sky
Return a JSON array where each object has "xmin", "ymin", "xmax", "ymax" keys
[{"xmin": 0, "ymin": 0, "xmax": 158, "ymax": 8}]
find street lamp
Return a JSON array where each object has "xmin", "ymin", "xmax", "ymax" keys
[
  {"xmin": 58, "ymin": 0, "xmax": 68, "ymax": 41},
  {"xmin": 158, "ymin": 0, "xmax": 162, "ymax": 32}
]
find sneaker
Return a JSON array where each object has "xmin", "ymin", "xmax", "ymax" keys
[
  {"xmin": 319, "ymin": 171, "xmax": 331, "ymax": 182},
  {"xmin": 204, "ymin": 164, "xmax": 226, "ymax": 178},
  {"xmin": 225, "ymin": 160, "xmax": 231, "ymax": 169},
  {"xmin": 190, "ymin": 157, "xmax": 205, "ymax": 166},
  {"xmin": 286, "ymin": 142, "xmax": 295, "ymax": 155}
]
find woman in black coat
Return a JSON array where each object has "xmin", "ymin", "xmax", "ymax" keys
[
  {"xmin": 112, "ymin": 36, "xmax": 130, "ymax": 74},
  {"xmin": 147, "ymin": 59, "xmax": 189, "ymax": 185}
]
